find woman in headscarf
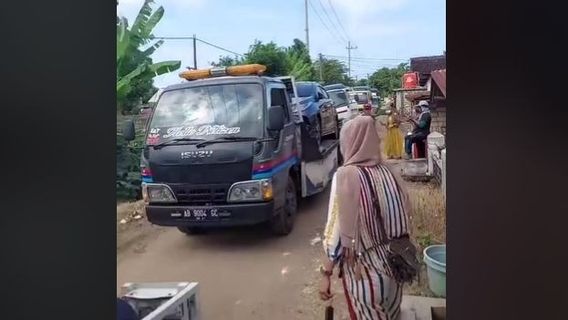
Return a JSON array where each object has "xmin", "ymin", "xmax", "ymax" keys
[
  {"xmin": 319, "ymin": 115, "xmax": 412, "ymax": 320},
  {"xmin": 382, "ymin": 103, "xmax": 404, "ymax": 159}
]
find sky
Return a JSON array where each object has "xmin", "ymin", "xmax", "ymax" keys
[{"xmin": 117, "ymin": 0, "xmax": 446, "ymax": 88}]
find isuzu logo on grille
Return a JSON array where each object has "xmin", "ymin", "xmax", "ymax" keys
[{"xmin": 181, "ymin": 150, "xmax": 213, "ymax": 159}]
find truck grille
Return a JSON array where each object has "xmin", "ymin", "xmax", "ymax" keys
[{"xmin": 169, "ymin": 184, "xmax": 230, "ymax": 205}]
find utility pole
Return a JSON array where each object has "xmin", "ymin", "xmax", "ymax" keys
[
  {"xmin": 193, "ymin": 34, "xmax": 197, "ymax": 69},
  {"xmin": 305, "ymin": 0, "xmax": 310, "ymax": 56},
  {"xmin": 319, "ymin": 53, "xmax": 324, "ymax": 83},
  {"xmin": 346, "ymin": 41, "xmax": 357, "ymax": 79}
]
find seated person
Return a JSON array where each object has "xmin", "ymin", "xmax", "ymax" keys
[{"xmin": 404, "ymin": 100, "xmax": 432, "ymax": 158}]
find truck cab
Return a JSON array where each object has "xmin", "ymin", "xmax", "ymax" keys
[{"xmin": 122, "ymin": 65, "xmax": 338, "ymax": 236}]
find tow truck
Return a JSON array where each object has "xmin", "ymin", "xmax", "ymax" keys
[{"xmin": 123, "ymin": 64, "xmax": 338, "ymax": 236}]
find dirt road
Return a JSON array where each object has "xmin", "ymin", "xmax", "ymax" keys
[{"xmin": 117, "ymin": 188, "xmax": 351, "ymax": 319}]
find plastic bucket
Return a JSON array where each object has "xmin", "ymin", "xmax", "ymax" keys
[{"xmin": 423, "ymin": 245, "xmax": 446, "ymax": 297}]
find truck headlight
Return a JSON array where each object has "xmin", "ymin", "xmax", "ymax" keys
[
  {"xmin": 142, "ymin": 183, "xmax": 177, "ymax": 203},
  {"xmin": 228, "ymin": 179, "xmax": 273, "ymax": 202}
]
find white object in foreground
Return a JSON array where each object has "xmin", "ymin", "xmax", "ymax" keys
[{"xmin": 121, "ymin": 282, "xmax": 200, "ymax": 320}]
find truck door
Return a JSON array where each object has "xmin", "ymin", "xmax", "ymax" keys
[{"xmin": 268, "ymin": 85, "xmax": 297, "ymax": 209}]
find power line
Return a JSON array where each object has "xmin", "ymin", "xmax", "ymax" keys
[
  {"xmin": 327, "ymin": 0, "xmax": 350, "ymax": 42},
  {"xmin": 154, "ymin": 36, "xmax": 194, "ymax": 40},
  {"xmin": 154, "ymin": 36, "xmax": 244, "ymax": 57},
  {"xmin": 323, "ymin": 54, "xmax": 409, "ymax": 62},
  {"xmin": 316, "ymin": 0, "xmax": 347, "ymax": 43},
  {"xmin": 307, "ymin": 0, "xmax": 344, "ymax": 46},
  {"xmin": 196, "ymin": 38, "xmax": 244, "ymax": 57}
]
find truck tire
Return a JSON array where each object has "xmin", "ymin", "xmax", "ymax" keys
[
  {"xmin": 270, "ymin": 176, "xmax": 297, "ymax": 236},
  {"xmin": 177, "ymin": 226, "xmax": 206, "ymax": 235}
]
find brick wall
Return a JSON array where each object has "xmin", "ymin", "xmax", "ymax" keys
[{"xmin": 430, "ymin": 106, "xmax": 446, "ymax": 136}]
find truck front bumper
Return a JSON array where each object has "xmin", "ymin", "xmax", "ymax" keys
[{"xmin": 145, "ymin": 201, "xmax": 275, "ymax": 228}]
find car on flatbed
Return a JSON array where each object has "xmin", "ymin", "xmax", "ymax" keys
[{"xmin": 295, "ymin": 81, "xmax": 339, "ymax": 143}]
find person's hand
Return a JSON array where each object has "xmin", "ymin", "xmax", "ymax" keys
[{"xmin": 318, "ymin": 275, "xmax": 334, "ymax": 301}]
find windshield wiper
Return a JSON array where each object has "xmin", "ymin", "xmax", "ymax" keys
[
  {"xmin": 195, "ymin": 136, "xmax": 273, "ymax": 148},
  {"xmin": 152, "ymin": 138, "xmax": 205, "ymax": 150}
]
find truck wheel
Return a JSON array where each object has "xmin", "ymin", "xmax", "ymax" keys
[
  {"xmin": 270, "ymin": 176, "xmax": 297, "ymax": 236},
  {"xmin": 177, "ymin": 226, "xmax": 206, "ymax": 235}
]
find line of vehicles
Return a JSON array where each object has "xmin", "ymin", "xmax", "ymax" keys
[{"xmin": 123, "ymin": 64, "xmax": 380, "ymax": 237}]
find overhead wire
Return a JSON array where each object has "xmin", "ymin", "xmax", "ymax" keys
[
  {"xmin": 307, "ymin": 0, "xmax": 345, "ymax": 46},
  {"xmin": 323, "ymin": 54, "xmax": 409, "ymax": 62},
  {"xmin": 327, "ymin": 0, "xmax": 350, "ymax": 42},
  {"xmin": 154, "ymin": 35, "xmax": 245, "ymax": 57},
  {"xmin": 316, "ymin": 0, "xmax": 347, "ymax": 43}
]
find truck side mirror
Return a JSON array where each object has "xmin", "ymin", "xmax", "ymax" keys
[
  {"xmin": 267, "ymin": 105, "xmax": 285, "ymax": 131},
  {"xmin": 122, "ymin": 119, "xmax": 136, "ymax": 141}
]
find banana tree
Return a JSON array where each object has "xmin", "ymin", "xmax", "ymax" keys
[{"xmin": 116, "ymin": 0, "xmax": 181, "ymax": 101}]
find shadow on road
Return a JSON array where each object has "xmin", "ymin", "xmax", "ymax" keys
[{"xmin": 172, "ymin": 185, "xmax": 331, "ymax": 251}]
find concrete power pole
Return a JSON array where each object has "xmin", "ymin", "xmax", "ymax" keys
[
  {"xmin": 346, "ymin": 41, "xmax": 357, "ymax": 79},
  {"xmin": 319, "ymin": 53, "xmax": 324, "ymax": 83},
  {"xmin": 305, "ymin": 0, "xmax": 310, "ymax": 56},
  {"xmin": 193, "ymin": 34, "xmax": 197, "ymax": 69}
]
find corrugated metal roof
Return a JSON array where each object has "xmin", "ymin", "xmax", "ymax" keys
[
  {"xmin": 410, "ymin": 55, "xmax": 446, "ymax": 86},
  {"xmin": 431, "ymin": 69, "xmax": 446, "ymax": 97}
]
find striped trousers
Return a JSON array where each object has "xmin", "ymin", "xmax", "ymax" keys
[{"xmin": 341, "ymin": 248, "xmax": 403, "ymax": 320}]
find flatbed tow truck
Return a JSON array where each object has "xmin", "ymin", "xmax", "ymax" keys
[
  {"xmin": 120, "ymin": 65, "xmax": 340, "ymax": 319},
  {"xmin": 123, "ymin": 64, "xmax": 339, "ymax": 236}
]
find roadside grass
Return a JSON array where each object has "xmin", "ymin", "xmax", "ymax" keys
[{"xmin": 405, "ymin": 182, "xmax": 446, "ymax": 296}]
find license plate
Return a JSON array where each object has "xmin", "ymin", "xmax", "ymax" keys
[{"xmin": 171, "ymin": 208, "xmax": 230, "ymax": 221}]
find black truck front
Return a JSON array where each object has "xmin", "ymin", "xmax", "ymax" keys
[
  {"xmin": 141, "ymin": 141, "xmax": 276, "ymax": 229},
  {"xmin": 133, "ymin": 77, "xmax": 285, "ymax": 233}
]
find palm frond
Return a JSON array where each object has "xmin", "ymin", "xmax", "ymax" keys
[
  {"xmin": 147, "ymin": 60, "xmax": 181, "ymax": 76},
  {"xmin": 130, "ymin": 0, "xmax": 154, "ymax": 48},
  {"xmin": 142, "ymin": 6, "xmax": 164, "ymax": 40},
  {"xmin": 143, "ymin": 39, "xmax": 164, "ymax": 56},
  {"xmin": 116, "ymin": 17, "xmax": 130, "ymax": 61}
]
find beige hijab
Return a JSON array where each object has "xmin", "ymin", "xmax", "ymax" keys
[{"xmin": 336, "ymin": 115, "xmax": 411, "ymax": 248}]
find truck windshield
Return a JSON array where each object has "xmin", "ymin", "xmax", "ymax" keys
[
  {"xmin": 148, "ymin": 83, "xmax": 264, "ymax": 140},
  {"xmin": 328, "ymin": 90, "xmax": 348, "ymax": 107}
]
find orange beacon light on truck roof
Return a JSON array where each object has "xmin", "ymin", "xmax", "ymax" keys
[{"xmin": 179, "ymin": 64, "xmax": 267, "ymax": 80}]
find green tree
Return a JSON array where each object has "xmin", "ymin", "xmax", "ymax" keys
[
  {"xmin": 285, "ymin": 39, "xmax": 314, "ymax": 80},
  {"xmin": 244, "ymin": 40, "xmax": 290, "ymax": 76},
  {"xmin": 368, "ymin": 63, "xmax": 409, "ymax": 97},
  {"xmin": 313, "ymin": 58, "xmax": 349, "ymax": 85},
  {"xmin": 116, "ymin": 0, "xmax": 181, "ymax": 112},
  {"xmin": 210, "ymin": 55, "xmax": 244, "ymax": 67}
]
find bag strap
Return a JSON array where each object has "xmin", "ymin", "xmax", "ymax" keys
[{"xmin": 359, "ymin": 166, "xmax": 390, "ymax": 245}]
